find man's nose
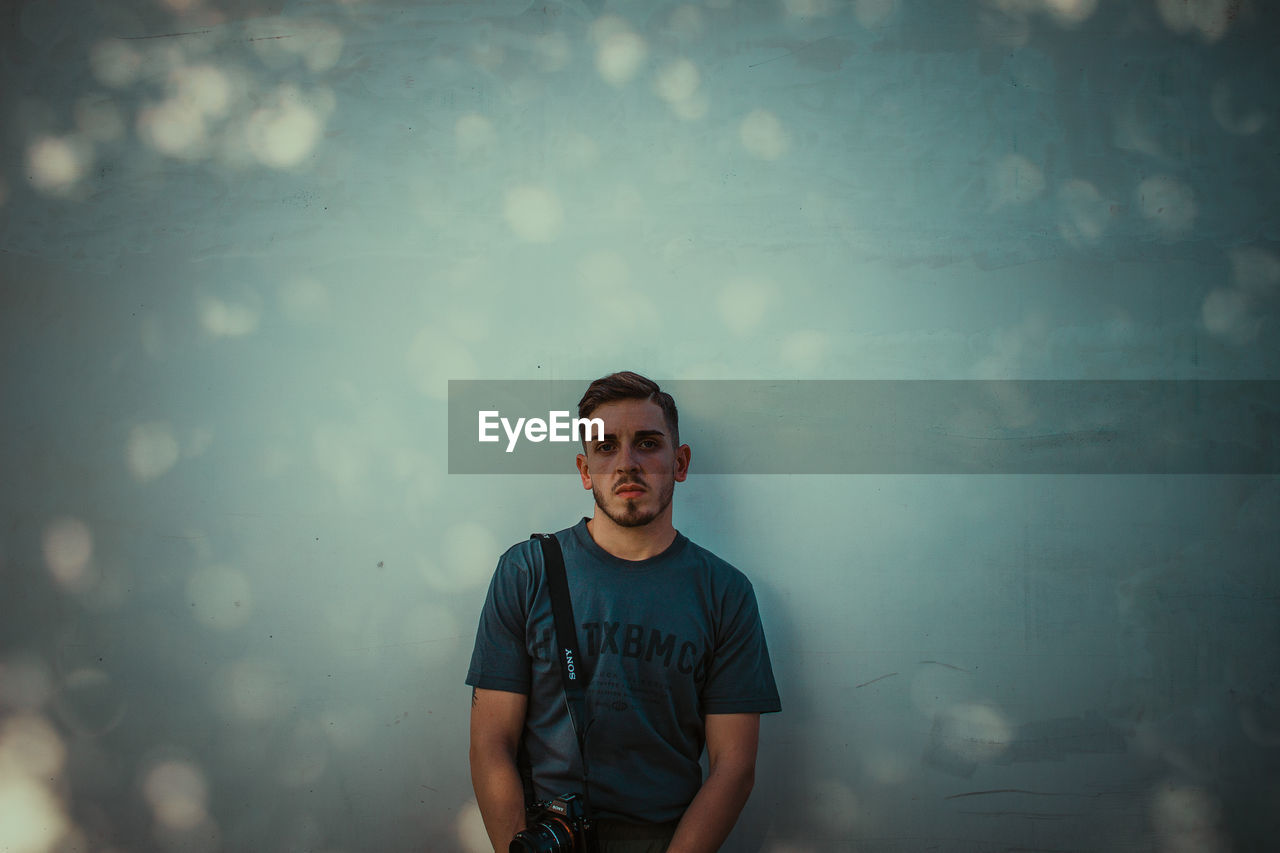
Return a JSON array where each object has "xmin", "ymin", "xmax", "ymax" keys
[{"xmin": 615, "ymin": 444, "xmax": 640, "ymax": 471}]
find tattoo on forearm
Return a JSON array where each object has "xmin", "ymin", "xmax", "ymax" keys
[{"xmin": 472, "ymin": 687, "xmax": 478, "ymax": 707}]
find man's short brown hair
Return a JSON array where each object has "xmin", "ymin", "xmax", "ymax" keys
[{"xmin": 577, "ymin": 371, "xmax": 680, "ymax": 447}]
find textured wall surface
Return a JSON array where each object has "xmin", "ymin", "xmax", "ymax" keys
[{"xmin": 1, "ymin": 0, "xmax": 1278, "ymax": 851}]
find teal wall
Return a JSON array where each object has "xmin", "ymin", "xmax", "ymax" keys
[{"xmin": 2, "ymin": 1, "xmax": 1277, "ymax": 850}]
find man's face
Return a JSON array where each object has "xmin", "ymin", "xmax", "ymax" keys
[{"xmin": 575, "ymin": 398, "xmax": 690, "ymax": 529}]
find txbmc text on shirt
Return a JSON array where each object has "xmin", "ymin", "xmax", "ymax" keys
[{"xmin": 533, "ymin": 622, "xmax": 709, "ymax": 682}]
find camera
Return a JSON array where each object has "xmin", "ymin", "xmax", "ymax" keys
[{"xmin": 509, "ymin": 793, "xmax": 598, "ymax": 853}]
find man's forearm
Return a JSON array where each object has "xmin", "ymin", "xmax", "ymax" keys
[
  {"xmin": 666, "ymin": 762, "xmax": 755, "ymax": 853},
  {"xmin": 469, "ymin": 747, "xmax": 526, "ymax": 852}
]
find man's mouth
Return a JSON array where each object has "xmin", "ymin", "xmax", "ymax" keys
[{"xmin": 615, "ymin": 483, "xmax": 646, "ymax": 497}]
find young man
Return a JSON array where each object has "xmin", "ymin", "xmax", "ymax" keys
[{"xmin": 467, "ymin": 371, "xmax": 781, "ymax": 853}]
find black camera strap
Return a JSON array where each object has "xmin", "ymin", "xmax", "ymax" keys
[
  {"xmin": 533, "ymin": 533, "xmax": 591, "ymax": 755},
  {"xmin": 532, "ymin": 533, "xmax": 595, "ymax": 821}
]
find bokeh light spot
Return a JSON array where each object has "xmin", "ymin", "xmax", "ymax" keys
[
  {"xmin": 143, "ymin": 760, "xmax": 208, "ymax": 830},
  {"xmin": 1230, "ymin": 246, "xmax": 1280, "ymax": 296},
  {"xmin": 593, "ymin": 18, "xmax": 647, "ymax": 86},
  {"xmin": 199, "ymin": 294, "xmax": 260, "ymax": 337},
  {"xmin": 668, "ymin": 6, "xmax": 706, "ymax": 39},
  {"xmin": 863, "ymin": 747, "xmax": 911, "ymax": 785},
  {"xmin": 1211, "ymin": 80, "xmax": 1267, "ymax": 135},
  {"xmin": 471, "ymin": 40, "xmax": 506, "ymax": 72},
  {"xmin": 932, "ymin": 702, "xmax": 1012, "ymax": 763},
  {"xmin": 1157, "ymin": 0, "xmax": 1235, "ymax": 42},
  {"xmin": 279, "ymin": 277, "xmax": 331, "ymax": 324},
  {"xmin": 1151, "ymin": 782, "xmax": 1228, "ymax": 853},
  {"xmin": 27, "ymin": 136, "xmax": 89, "ymax": 195},
  {"xmin": 89, "ymin": 40, "xmax": 143, "ymax": 88},
  {"xmin": 780, "ymin": 330, "xmax": 828, "ymax": 372},
  {"xmin": 127, "ymin": 421, "xmax": 180, "ymax": 482},
  {"xmin": 0, "ymin": 715, "xmax": 66, "ymax": 781},
  {"xmin": 854, "ymin": 0, "xmax": 898, "ymax": 28},
  {"xmin": 171, "ymin": 65, "xmax": 233, "ymax": 120},
  {"xmin": 803, "ymin": 778, "xmax": 860, "ymax": 835},
  {"xmin": 247, "ymin": 87, "xmax": 323, "ymax": 169},
  {"xmin": 987, "ymin": 0, "xmax": 1097, "ymax": 27},
  {"xmin": 577, "ymin": 250, "xmax": 630, "ymax": 291},
  {"xmin": 988, "ymin": 153, "xmax": 1045, "ymax": 208},
  {"xmin": 455, "ymin": 113, "xmax": 497, "ymax": 157},
  {"xmin": 740, "ymin": 109, "xmax": 789, "ymax": 160},
  {"xmin": 532, "ymin": 32, "xmax": 571, "ymax": 72},
  {"xmin": 784, "ymin": 0, "xmax": 838, "ymax": 17},
  {"xmin": 1057, "ymin": 179, "xmax": 1111, "ymax": 246},
  {"xmin": 1202, "ymin": 287, "xmax": 1258, "ymax": 344},
  {"xmin": 248, "ymin": 19, "xmax": 343, "ymax": 73},
  {"xmin": 671, "ymin": 91, "xmax": 709, "ymax": 121},
  {"xmin": 42, "ymin": 518, "xmax": 93, "ymax": 592},
  {"xmin": 138, "ymin": 100, "xmax": 208, "ymax": 160},
  {"xmin": 656, "ymin": 59, "xmax": 700, "ymax": 104},
  {"xmin": 298, "ymin": 21, "xmax": 344, "ymax": 73},
  {"xmin": 213, "ymin": 658, "xmax": 291, "ymax": 722},
  {"xmin": 718, "ymin": 278, "xmax": 776, "ymax": 336},
  {"xmin": 1042, "ymin": 0, "xmax": 1098, "ymax": 26},
  {"xmin": 503, "ymin": 185, "xmax": 564, "ymax": 243},
  {"xmin": 655, "ymin": 59, "xmax": 707, "ymax": 119},
  {"xmin": 0, "ymin": 774, "xmax": 67, "ymax": 853}
]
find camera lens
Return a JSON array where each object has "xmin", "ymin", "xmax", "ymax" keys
[{"xmin": 509, "ymin": 817, "xmax": 575, "ymax": 853}]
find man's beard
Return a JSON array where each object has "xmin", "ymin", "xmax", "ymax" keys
[{"xmin": 592, "ymin": 479, "xmax": 675, "ymax": 528}]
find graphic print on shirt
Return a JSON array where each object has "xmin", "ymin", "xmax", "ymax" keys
[{"xmin": 529, "ymin": 622, "xmax": 708, "ymax": 711}]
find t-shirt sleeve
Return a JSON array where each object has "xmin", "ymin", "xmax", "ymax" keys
[
  {"xmin": 465, "ymin": 546, "xmax": 533, "ymax": 694},
  {"xmin": 701, "ymin": 578, "xmax": 782, "ymax": 715}
]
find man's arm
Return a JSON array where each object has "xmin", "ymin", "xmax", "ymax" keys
[
  {"xmin": 666, "ymin": 712, "xmax": 761, "ymax": 853},
  {"xmin": 469, "ymin": 686, "xmax": 529, "ymax": 852}
]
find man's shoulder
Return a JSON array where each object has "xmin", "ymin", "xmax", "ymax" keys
[
  {"xmin": 495, "ymin": 521, "xmax": 581, "ymax": 573},
  {"xmin": 679, "ymin": 535, "xmax": 755, "ymax": 590},
  {"xmin": 491, "ymin": 536, "xmax": 540, "ymax": 583}
]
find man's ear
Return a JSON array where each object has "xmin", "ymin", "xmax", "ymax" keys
[
  {"xmin": 674, "ymin": 444, "xmax": 691, "ymax": 483},
  {"xmin": 576, "ymin": 452, "xmax": 593, "ymax": 490}
]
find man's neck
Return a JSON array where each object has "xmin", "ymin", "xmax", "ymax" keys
[{"xmin": 586, "ymin": 514, "xmax": 677, "ymax": 561}]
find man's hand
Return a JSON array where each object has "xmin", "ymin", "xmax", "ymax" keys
[
  {"xmin": 666, "ymin": 712, "xmax": 760, "ymax": 853},
  {"xmin": 469, "ymin": 687, "xmax": 529, "ymax": 852}
]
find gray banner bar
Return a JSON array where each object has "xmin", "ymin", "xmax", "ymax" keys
[{"xmin": 448, "ymin": 380, "xmax": 1280, "ymax": 474}]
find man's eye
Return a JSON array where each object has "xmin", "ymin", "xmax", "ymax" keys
[
  {"xmin": 596, "ymin": 443, "xmax": 615, "ymax": 453},
  {"xmin": 639, "ymin": 439, "xmax": 658, "ymax": 449}
]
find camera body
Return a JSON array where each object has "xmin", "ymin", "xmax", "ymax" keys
[{"xmin": 509, "ymin": 793, "xmax": 598, "ymax": 853}]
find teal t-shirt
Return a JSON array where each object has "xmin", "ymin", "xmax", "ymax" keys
[{"xmin": 466, "ymin": 518, "xmax": 782, "ymax": 823}]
